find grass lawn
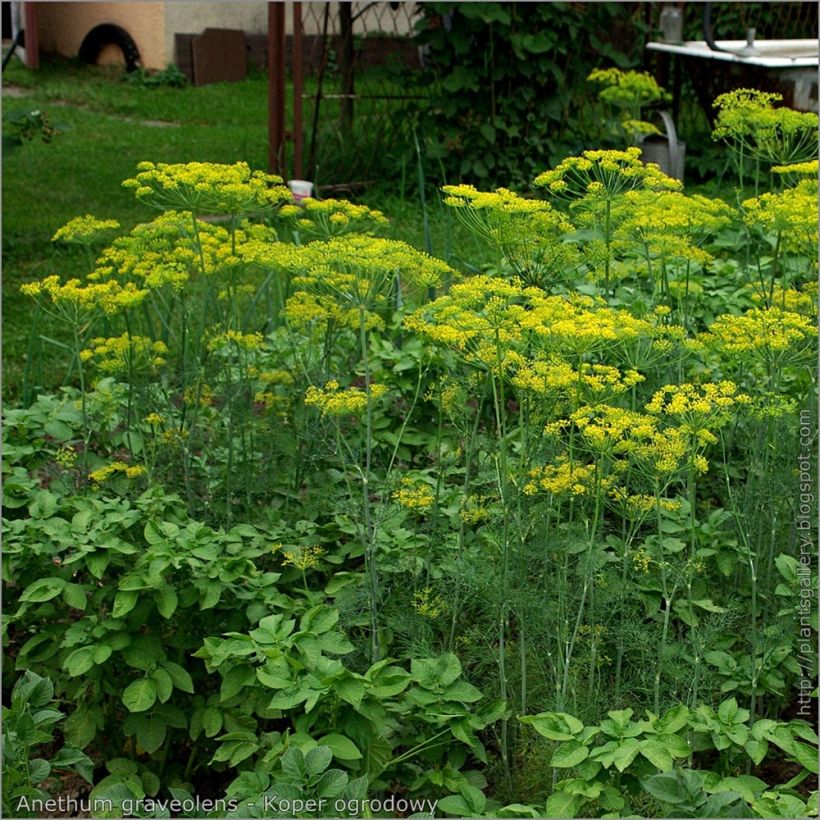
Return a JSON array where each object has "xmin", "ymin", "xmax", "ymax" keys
[{"xmin": 2, "ymin": 57, "xmax": 490, "ymax": 401}]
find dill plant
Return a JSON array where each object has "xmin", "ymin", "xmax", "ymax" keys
[{"xmin": 12, "ymin": 112, "xmax": 819, "ymax": 814}]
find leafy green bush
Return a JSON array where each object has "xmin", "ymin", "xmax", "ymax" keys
[
  {"xmin": 412, "ymin": 2, "xmax": 646, "ymax": 184},
  {"xmin": 2, "ymin": 670, "xmax": 93, "ymax": 818}
]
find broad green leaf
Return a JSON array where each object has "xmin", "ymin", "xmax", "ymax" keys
[
  {"xmin": 220, "ymin": 664, "xmax": 256, "ymax": 701},
  {"xmin": 121, "ymin": 645, "xmax": 158, "ymax": 672},
  {"xmin": 335, "ymin": 677, "xmax": 365, "ymax": 708},
  {"xmin": 718, "ymin": 698, "xmax": 739, "ymax": 723},
  {"xmin": 299, "ymin": 605, "xmax": 340, "ymax": 635},
  {"xmin": 545, "ymin": 791, "xmax": 580, "ymax": 818},
  {"xmin": 744, "ymin": 738, "xmax": 768, "ymax": 765},
  {"xmin": 280, "ymin": 746, "xmax": 306, "ymax": 781},
  {"xmin": 64, "ymin": 647, "xmax": 95, "ymax": 677},
  {"xmin": 154, "ymin": 584, "xmax": 178, "ymax": 619},
  {"xmin": 136, "ymin": 714, "xmax": 166, "ymax": 753},
  {"xmin": 62, "ymin": 583, "xmax": 88, "ymax": 611},
  {"xmin": 519, "ymin": 711, "xmax": 584, "ymax": 741},
  {"xmin": 411, "ymin": 653, "xmax": 461, "ymax": 690},
  {"xmin": 122, "ymin": 678, "xmax": 157, "ymax": 713},
  {"xmin": 656, "ymin": 733, "xmax": 691, "ymax": 759},
  {"xmin": 161, "ymin": 661, "xmax": 194, "ymax": 694},
  {"xmin": 320, "ymin": 733, "xmax": 362, "ymax": 761},
  {"xmin": 642, "ymin": 771, "xmax": 688, "ymax": 804},
  {"xmin": 304, "ymin": 745, "xmax": 333, "ymax": 776},
  {"xmin": 20, "ymin": 577, "xmax": 66, "ymax": 602},
  {"xmin": 151, "ymin": 667, "xmax": 173, "ymax": 703},
  {"xmin": 202, "ymin": 706, "xmax": 223, "ymax": 738},
  {"xmin": 551, "ymin": 740, "xmax": 589, "ymax": 768},
  {"xmin": 112, "ymin": 590, "xmax": 139, "ymax": 619},
  {"xmin": 437, "ymin": 795, "xmax": 471, "ymax": 816},
  {"xmin": 640, "ymin": 738, "xmax": 673, "ymax": 772},
  {"xmin": 612, "ymin": 738, "xmax": 641, "ymax": 772},
  {"xmin": 314, "ymin": 768, "xmax": 348, "ymax": 799}
]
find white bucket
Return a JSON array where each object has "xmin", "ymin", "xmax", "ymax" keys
[{"xmin": 288, "ymin": 179, "xmax": 313, "ymax": 204}]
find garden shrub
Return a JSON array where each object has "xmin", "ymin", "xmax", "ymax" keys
[{"xmin": 412, "ymin": 2, "xmax": 646, "ymax": 185}]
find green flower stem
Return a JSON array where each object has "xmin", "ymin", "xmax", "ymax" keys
[{"xmin": 359, "ymin": 307, "xmax": 380, "ymax": 664}]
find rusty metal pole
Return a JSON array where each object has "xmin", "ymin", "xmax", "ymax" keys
[
  {"xmin": 292, "ymin": 2, "xmax": 304, "ymax": 179},
  {"xmin": 338, "ymin": 2, "xmax": 354, "ymax": 131},
  {"xmin": 23, "ymin": 2, "xmax": 39, "ymax": 70},
  {"xmin": 268, "ymin": 2, "xmax": 286, "ymax": 175}
]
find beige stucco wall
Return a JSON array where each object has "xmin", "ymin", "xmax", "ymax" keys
[
  {"xmin": 37, "ymin": 2, "xmax": 167, "ymax": 69},
  {"xmin": 35, "ymin": 2, "xmax": 417, "ymax": 71},
  {"xmin": 163, "ymin": 2, "xmax": 268, "ymax": 66}
]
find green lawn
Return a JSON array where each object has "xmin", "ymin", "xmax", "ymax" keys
[{"xmin": 2, "ymin": 57, "xmax": 489, "ymax": 400}]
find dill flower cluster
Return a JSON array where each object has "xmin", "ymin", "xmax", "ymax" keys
[
  {"xmin": 122, "ymin": 161, "xmax": 291, "ymax": 215},
  {"xmin": 80, "ymin": 334, "xmax": 169, "ymax": 374},
  {"xmin": 441, "ymin": 184, "xmax": 577, "ymax": 287},
  {"xmin": 206, "ymin": 330, "xmax": 265, "ymax": 353},
  {"xmin": 587, "ymin": 67, "xmax": 667, "ymax": 144},
  {"xmin": 54, "ymin": 445, "xmax": 78, "ymax": 469},
  {"xmin": 412, "ymin": 587, "xmax": 447, "ymax": 618},
  {"xmin": 609, "ymin": 488, "xmax": 681, "ymax": 517},
  {"xmin": 645, "ymin": 382, "xmax": 751, "ymax": 448},
  {"xmin": 89, "ymin": 461, "xmax": 146, "ymax": 485},
  {"xmin": 519, "ymin": 359, "xmax": 645, "ymax": 403},
  {"xmin": 52, "ymin": 215, "xmax": 120, "ymax": 245},
  {"xmin": 280, "ymin": 197, "xmax": 389, "ymax": 238},
  {"xmin": 305, "ymin": 380, "xmax": 388, "ymax": 417},
  {"xmin": 523, "ymin": 458, "xmax": 600, "ymax": 497},
  {"xmin": 614, "ymin": 190, "xmax": 735, "ymax": 268},
  {"xmin": 712, "ymin": 88, "xmax": 819, "ymax": 166},
  {"xmin": 393, "ymin": 477, "xmax": 435, "ymax": 512},
  {"xmin": 90, "ymin": 211, "xmax": 261, "ymax": 291},
  {"xmin": 742, "ymin": 181, "xmax": 819, "ymax": 256},
  {"xmin": 534, "ymin": 147, "xmax": 681, "ymax": 201},
  {"xmin": 20, "ymin": 275, "xmax": 148, "ymax": 317},
  {"xmin": 282, "ymin": 545, "xmax": 325, "ymax": 570},
  {"xmin": 699, "ymin": 307, "xmax": 816, "ymax": 367}
]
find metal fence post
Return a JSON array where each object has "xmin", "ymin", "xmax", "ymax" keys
[
  {"xmin": 268, "ymin": 1, "xmax": 286, "ymax": 175},
  {"xmin": 292, "ymin": 2, "xmax": 304, "ymax": 180}
]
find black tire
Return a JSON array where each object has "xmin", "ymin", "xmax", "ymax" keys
[{"xmin": 78, "ymin": 23, "xmax": 140, "ymax": 72}]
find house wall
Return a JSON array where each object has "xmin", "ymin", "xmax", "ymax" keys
[
  {"xmin": 35, "ymin": 2, "xmax": 417, "ymax": 71},
  {"xmin": 37, "ymin": 2, "xmax": 167, "ymax": 69}
]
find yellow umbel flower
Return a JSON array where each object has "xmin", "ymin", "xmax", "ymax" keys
[
  {"xmin": 206, "ymin": 330, "xmax": 265, "ymax": 352},
  {"xmin": 534, "ymin": 147, "xmax": 681, "ymax": 201},
  {"xmin": 412, "ymin": 587, "xmax": 447, "ymax": 618},
  {"xmin": 304, "ymin": 380, "xmax": 387, "ymax": 417},
  {"xmin": 771, "ymin": 159, "xmax": 819, "ymax": 177},
  {"xmin": 441, "ymin": 184, "xmax": 578, "ymax": 287},
  {"xmin": 699, "ymin": 307, "xmax": 816, "ymax": 367},
  {"xmin": 713, "ymin": 89, "xmax": 818, "ymax": 166},
  {"xmin": 393, "ymin": 477, "xmax": 435, "ymax": 512},
  {"xmin": 89, "ymin": 461, "xmax": 146, "ymax": 485},
  {"xmin": 55, "ymin": 446, "xmax": 78, "ymax": 469},
  {"xmin": 523, "ymin": 457, "xmax": 598, "ymax": 497},
  {"xmin": 52, "ymin": 215, "xmax": 120, "ymax": 245},
  {"xmin": 743, "ymin": 183, "xmax": 818, "ymax": 256},
  {"xmin": 282, "ymin": 197, "xmax": 389, "ymax": 238},
  {"xmin": 122, "ymin": 161, "xmax": 291, "ymax": 215},
  {"xmin": 645, "ymin": 382, "xmax": 750, "ymax": 448},
  {"xmin": 81, "ymin": 335, "xmax": 168, "ymax": 375},
  {"xmin": 282, "ymin": 545, "xmax": 325, "ymax": 571},
  {"xmin": 91, "ymin": 211, "xmax": 242, "ymax": 290},
  {"xmin": 20, "ymin": 276, "xmax": 148, "ymax": 317},
  {"xmin": 570, "ymin": 404, "xmax": 657, "ymax": 456}
]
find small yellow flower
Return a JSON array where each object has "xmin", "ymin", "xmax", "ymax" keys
[
  {"xmin": 282, "ymin": 545, "xmax": 325, "ymax": 571},
  {"xmin": 393, "ymin": 477, "xmax": 435, "ymax": 512}
]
